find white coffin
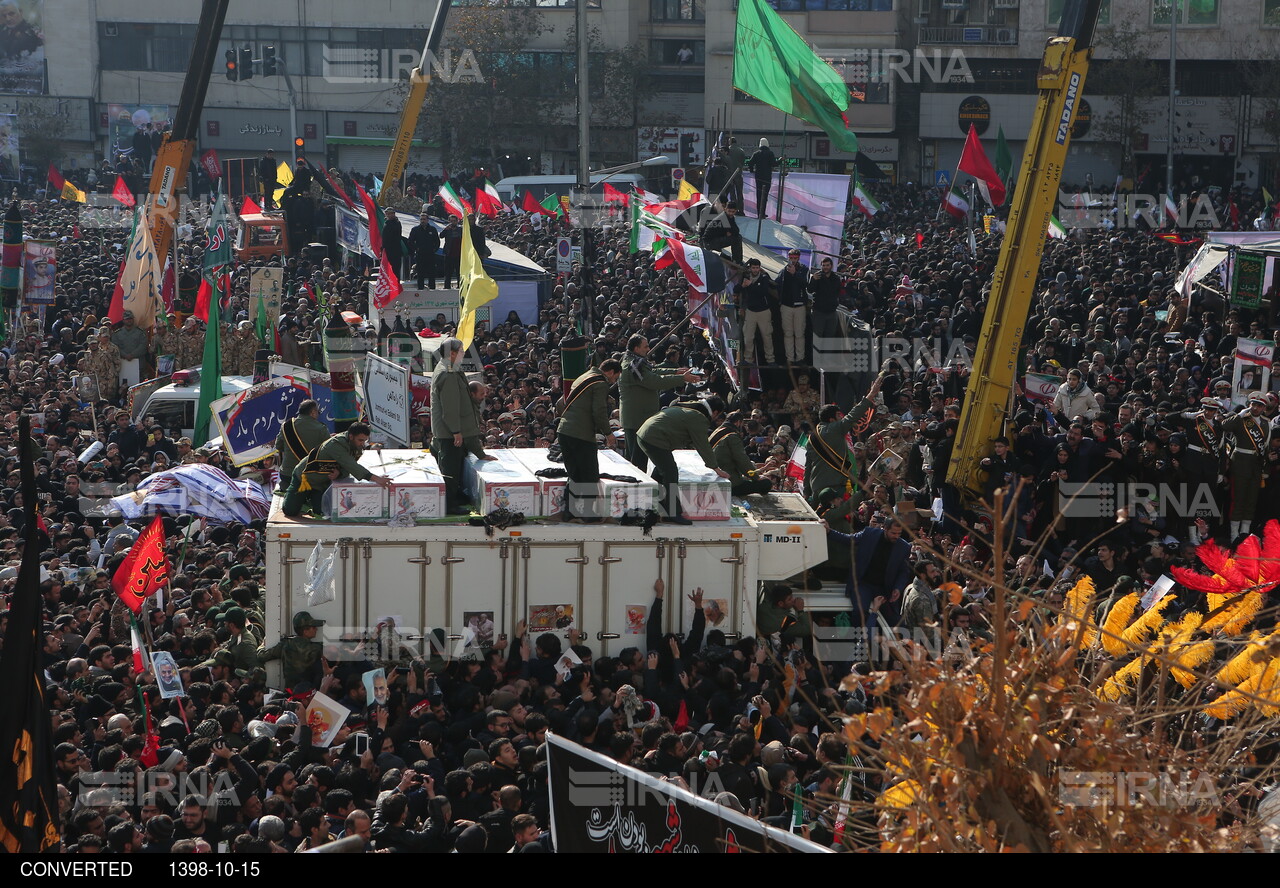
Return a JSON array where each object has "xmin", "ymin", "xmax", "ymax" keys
[
  {"xmin": 463, "ymin": 449, "xmax": 540, "ymax": 515},
  {"xmin": 673, "ymin": 449, "xmax": 732, "ymax": 520}
]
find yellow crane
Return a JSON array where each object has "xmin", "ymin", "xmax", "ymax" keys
[
  {"xmin": 947, "ymin": 0, "xmax": 1104, "ymax": 496},
  {"xmin": 379, "ymin": 0, "xmax": 452, "ymax": 207}
]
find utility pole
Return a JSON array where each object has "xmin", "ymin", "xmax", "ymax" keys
[
  {"xmin": 575, "ymin": 0, "xmax": 593, "ymax": 336},
  {"xmin": 1166, "ymin": 0, "xmax": 1176, "ymax": 208}
]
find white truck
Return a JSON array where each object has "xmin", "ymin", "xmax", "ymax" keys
[{"xmin": 263, "ymin": 487, "xmax": 828, "ymax": 672}]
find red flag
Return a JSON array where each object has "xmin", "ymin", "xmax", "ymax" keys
[
  {"xmin": 46, "ymin": 164, "xmax": 64, "ymax": 190},
  {"xmin": 958, "ymin": 124, "xmax": 1006, "ymax": 207},
  {"xmin": 373, "ymin": 249, "xmax": 403, "ymax": 309},
  {"xmin": 603, "ymin": 182, "xmax": 628, "ymax": 205},
  {"xmin": 193, "ymin": 274, "xmax": 229, "ymax": 323},
  {"xmin": 355, "ymin": 183, "xmax": 383, "ymax": 256},
  {"xmin": 111, "ymin": 515, "xmax": 170, "ymax": 616},
  {"xmin": 72, "ymin": 224, "xmax": 80, "ymax": 239},
  {"xmin": 915, "ymin": 231, "xmax": 925, "ymax": 248},
  {"xmin": 300, "ymin": 281, "xmax": 316, "ymax": 303},
  {"xmin": 35, "ymin": 512, "xmax": 47, "ymax": 536},
  {"xmin": 200, "ymin": 148, "xmax": 221, "ymax": 181},
  {"xmin": 522, "ymin": 189, "xmax": 548, "ymax": 215},
  {"xmin": 111, "ymin": 175, "xmax": 136, "ymax": 208},
  {"xmin": 240, "ymin": 195, "xmax": 262, "ymax": 216},
  {"xmin": 161, "ymin": 258, "xmax": 175, "ymax": 314},
  {"xmin": 1229, "ymin": 199, "xmax": 1240, "ymax": 230},
  {"xmin": 107, "ymin": 255, "xmax": 127, "ymax": 324}
]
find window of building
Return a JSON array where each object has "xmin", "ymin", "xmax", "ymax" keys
[
  {"xmin": 1152, "ymin": 0, "xmax": 1217, "ymax": 25},
  {"xmin": 99, "ymin": 23, "xmax": 197, "ymax": 73},
  {"xmin": 451, "ymin": 0, "xmax": 601, "ymax": 6},
  {"xmin": 650, "ymin": 39, "xmax": 704, "ymax": 65},
  {"xmin": 651, "ymin": 0, "xmax": 705, "ymax": 20},
  {"xmin": 648, "ymin": 72, "xmax": 704, "ymax": 93},
  {"xmin": 1047, "ymin": 0, "xmax": 1111, "ymax": 25},
  {"xmin": 1267, "ymin": 0, "xmax": 1280, "ymax": 24},
  {"xmin": 826, "ymin": 55, "xmax": 891, "ymax": 104}
]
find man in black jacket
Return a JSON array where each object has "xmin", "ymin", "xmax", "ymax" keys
[
  {"xmin": 698, "ymin": 202, "xmax": 743, "ymax": 265},
  {"xmin": 739, "ymin": 259, "xmax": 777, "ymax": 365},
  {"xmin": 807, "ymin": 256, "xmax": 844, "ymax": 340},
  {"xmin": 748, "ymin": 138, "xmax": 778, "ymax": 218},
  {"xmin": 407, "ymin": 213, "xmax": 441, "ymax": 289},
  {"xmin": 257, "ymin": 149, "xmax": 278, "ymax": 209}
]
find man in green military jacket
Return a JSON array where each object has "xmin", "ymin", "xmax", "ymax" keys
[
  {"xmin": 430, "ymin": 338, "xmax": 479, "ymax": 514},
  {"xmin": 638, "ymin": 397, "xmax": 731, "ymax": 525},
  {"xmin": 275, "ymin": 400, "xmax": 330, "ymax": 487},
  {"xmin": 557, "ymin": 359, "xmax": 622, "ymax": 522},
  {"xmin": 282, "ymin": 422, "xmax": 390, "ymax": 517},
  {"xmin": 619, "ymin": 334, "xmax": 699, "ymax": 471},
  {"xmin": 220, "ymin": 607, "xmax": 260, "ymax": 672},
  {"xmin": 711, "ymin": 411, "xmax": 772, "ymax": 497},
  {"xmin": 804, "ymin": 373, "xmax": 884, "ymax": 506},
  {"xmin": 258, "ymin": 611, "xmax": 326, "ymax": 688}
]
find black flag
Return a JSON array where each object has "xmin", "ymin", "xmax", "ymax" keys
[{"xmin": 0, "ymin": 414, "xmax": 61, "ymax": 852}]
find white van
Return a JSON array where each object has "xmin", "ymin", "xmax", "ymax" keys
[
  {"xmin": 132, "ymin": 372, "xmax": 255, "ymax": 441},
  {"xmin": 494, "ymin": 173, "xmax": 651, "ymax": 204}
]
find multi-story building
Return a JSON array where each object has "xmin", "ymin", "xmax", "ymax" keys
[{"xmin": 13, "ymin": 0, "xmax": 1278, "ymax": 194}]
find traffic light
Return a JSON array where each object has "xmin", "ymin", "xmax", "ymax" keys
[
  {"xmin": 262, "ymin": 45, "xmax": 277, "ymax": 77},
  {"xmin": 225, "ymin": 49, "xmax": 238, "ymax": 81},
  {"xmin": 293, "ymin": 136, "xmax": 305, "ymax": 165},
  {"xmin": 679, "ymin": 133, "xmax": 696, "ymax": 166},
  {"xmin": 238, "ymin": 46, "xmax": 254, "ymax": 81}
]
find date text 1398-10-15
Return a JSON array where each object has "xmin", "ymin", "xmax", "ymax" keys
[{"xmin": 171, "ymin": 861, "xmax": 261, "ymax": 877}]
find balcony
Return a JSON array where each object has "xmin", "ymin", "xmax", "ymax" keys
[{"xmin": 919, "ymin": 25, "xmax": 1018, "ymax": 45}]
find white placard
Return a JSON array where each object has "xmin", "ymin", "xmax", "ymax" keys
[{"xmin": 363, "ymin": 352, "xmax": 411, "ymax": 445}]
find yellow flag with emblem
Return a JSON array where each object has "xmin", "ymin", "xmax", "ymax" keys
[
  {"xmin": 273, "ymin": 161, "xmax": 293, "ymax": 204},
  {"xmin": 677, "ymin": 177, "xmax": 698, "ymax": 202},
  {"xmin": 456, "ymin": 211, "xmax": 498, "ymax": 351},
  {"xmin": 60, "ymin": 181, "xmax": 86, "ymax": 203}
]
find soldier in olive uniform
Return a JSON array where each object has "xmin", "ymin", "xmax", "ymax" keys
[
  {"xmin": 153, "ymin": 314, "xmax": 181, "ymax": 369},
  {"xmin": 258, "ymin": 610, "xmax": 326, "ymax": 687},
  {"xmin": 430, "ymin": 338, "xmax": 479, "ymax": 515},
  {"xmin": 86, "ymin": 329, "xmax": 123, "ymax": 402},
  {"xmin": 618, "ymin": 334, "xmax": 699, "ymax": 471},
  {"xmin": 176, "ymin": 317, "xmax": 205, "ymax": 371},
  {"xmin": 711, "ymin": 411, "xmax": 773, "ymax": 497},
  {"xmin": 1222, "ymin": 393, "xmax": 1271, "ymax": 539},
  {"xmin": 219, "ymin": 606, "xmax": 260, "ymax": 672},
  {"xmin": 557, "ymin": 359, "xmax": 622, "ymax": 522},
  {"xmin": 804, "ymin": 372, "xmax": 884, "ymax": 506},
  {"xmin": 275, "ymin": 399, "xmax": 331, "ymax": 484},
  {"xmin": 1173, "ymin": 397, "xmax": 1223, "ymax": 543},
  {"xmin": 637, "ymin": 397, "xmax": 731, "ymax": 525},
  {"xmin": 225, "ymin": 321, "xmax": 259, "ymax": 376},
  {"xmin": 281, "ymin": 422, "xmax": 391, "ymax": 517}
]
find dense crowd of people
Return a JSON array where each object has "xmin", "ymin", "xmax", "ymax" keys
[{"xmin": 5, "ymin": 158, "xmax": 1280, "ymax": 852}]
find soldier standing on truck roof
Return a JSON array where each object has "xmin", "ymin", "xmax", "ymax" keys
[
  {"xmin": 556, "ymin": 358, "xmax": 622, "ymax": 523},
  {"xmin": 804, "ymin": 372, "xmax": 884, "ymax": 506},
  {"xmin": 619, "ymin": 334, "xmax": 699, "ymax": 473},
  {"xmin": 258, "ymin": 610, "xmax": 325, "ymax": 688}
]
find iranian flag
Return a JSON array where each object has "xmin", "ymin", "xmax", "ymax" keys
[
  {"xmin": 644, "ymin": 195, "xmax": 707, "ymax": 225},
  {"xmin": 130, "ymin": 618, "xmax": 146, "ymax": 675},
  {"xmin": 942, "ymin": 189, "xmax": 969, "ymax": 219},
  {"xmin": 786, "ymin": 434, "xmax": 807, "ymax": 480},
  {"xmin": 1164, "ymin": 193, "xmax": 1179, "ymax": 229},
  {"xmin": 653, "ymin": 236, "xmax": 707, "ymax": 294},
  {"xmin": 439, "ymin": 182, "xmax": 472, "ymax": 218},
  {"xmin": 1023, "ymin": 372, "xmax": 1061, "ymax": 402},
  {"xmin": 474, "ymin": 179, "xmax": 502, "ymax": 218},
  {"xmin": 851, "ymin": 180, "xmax": 880, "ymax": 217},
  {"xmin": 1047, "ymin": 215, "xmax": 1067, "ymax": 240}
]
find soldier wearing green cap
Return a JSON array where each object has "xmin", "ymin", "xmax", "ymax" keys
[
  {"xmin": 220, "ymin": 606, "xmax": 260, "ymax": 672},
  {"xmin": 258, "ymin": 611, "xmax": 326, "ymax": 687}
]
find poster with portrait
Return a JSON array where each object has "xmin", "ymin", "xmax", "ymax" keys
[
  {"xmin": 462, "ymin": 611, "xmax": 494, "ymax": 648},
  {"xmin": 151, "ymin": 650, "xmax": 185, "ymax": 700},
  {"xmin": 529, "ymin": 603, "xmax": 575, "ymax": 633},
  {"xmin": 249, "ymin": 266, "xmax": 284, "ymax": 330},
  {"xmin": 22, "ymin": 238, "xmax": 55, "ymax": 305},
  {"xmin": 362, "ymin": 667, "xmax": 389, "ymax": 709},
  {"xmin": 0, "ymin": 114, "xmax": 17, "ymax": 181},
  {"xmin": 555, "ymin": 646, "xmax": 582, "ymax": 682},
  {"xmin": 107, "ymin": 104, "xmax": 171, "ymax": 161},
  {"xmin": 625, "ymin": 605, "xmax": 647, "ymax": 636},
  {"xmin": 299, "ymin": 691, "xmax": 349, "ymax": 748},
  {"xmin": 0, "ymin": 0, "xmax": 45, "ymax": 95}
]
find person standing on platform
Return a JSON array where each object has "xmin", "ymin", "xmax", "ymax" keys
[
  {"xmin": 804, "ymin": 373, "xmax": 884, "ymax": 505},
  {"xmin": 258, "ymin": 148, "xmax": 278, "ymax": 210},
  {"xmin": 776, "ymin": 248, "xmax": 809, "ymax": 365},
  {"xmin": 556, "ymin": 359, "xmax": 621, "ymax": 523},
  {"xmin": 430, "ymin": 338, "xmax": 478, "ymax": 515},
  {"xmin": 748, "ymin": 139, "xmax": 778, "ymax": 219},
  {"xmin": 407, "ymin": 212, "xmax": 440, "ymax": 289},
  {"xmin": 638, "ymin": 397, "xmax": 731, "ymax": 525},
  {"xmin": 619, "ymin": 335, "xmax": 699, "ymax": 472}
]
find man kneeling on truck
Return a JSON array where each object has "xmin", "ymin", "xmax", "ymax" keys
[{"xmin": 282, "ymin": 421, "xmax": 391, "ymax": 518}]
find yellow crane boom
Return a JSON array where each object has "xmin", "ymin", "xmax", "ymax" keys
[
  {"xmin": 380, "ymin": 0, "xmax": 451, "ymax": 207},
  {"xmin": 947, "ymin": 0, "xmax": 1104, "ymax": 496}
]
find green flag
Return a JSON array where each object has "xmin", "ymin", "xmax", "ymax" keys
[
  {"xmin": 540, "ymin": 193, "xmax": 563, "ymax": 218},
  {"xmin": 734, "ymin": 0, "xmax": 858, "ymax": 153},
  {"xmin": 996, "ymin": 126, "xmax": 1013, "ymax": 186},
  {"xmin": 196, "ymin": 283, "xmax": 223, "ymax": 445},
  {"xmin": 255, "ymin": 294, "xmax": 270, "ymax": 350}
]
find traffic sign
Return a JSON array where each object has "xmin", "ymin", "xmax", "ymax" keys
[
  {"xmin": 672, "ymin": 167, "xmax": 685, "ymax": 181},
  {"xmin": 935, "ymin": 170, "xmax": 951, "ymax": 188},
  {"xmin": 556, "ymin": 236, "xmax": 572, "ymax": 273}
]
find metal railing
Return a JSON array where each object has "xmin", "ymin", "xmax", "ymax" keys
[{"xmin": 919, "ymin": 25, "xmax": 1018, "ymax": 44}]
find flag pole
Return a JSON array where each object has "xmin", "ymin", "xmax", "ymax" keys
[{"xmin": 774, "ymin": 112, "xmax": 789, "ymax": 224}]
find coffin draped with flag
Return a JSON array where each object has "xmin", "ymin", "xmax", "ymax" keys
[{"xmin": 111, "ymin": 464, "xmax": 272, "ymax": 524}]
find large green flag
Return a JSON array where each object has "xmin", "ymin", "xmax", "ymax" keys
[
  {"xmin": 734, "ymin": 0, "xmax": 858, "ymax": 153},
  {"xmin": 196, "ymin": 284, "xmax": 223, "ymax": 445},
  {"xmin": 996, "ymin": 126, "xmax": 1014, "ymax": 186}
]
